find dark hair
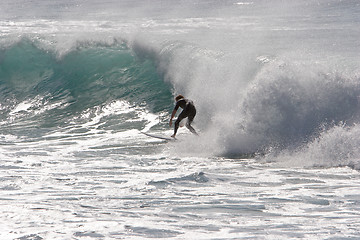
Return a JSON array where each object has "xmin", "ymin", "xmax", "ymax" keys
[{"xmin": 175, "ymin": 94, "xmax": 184, "ymax": 101}]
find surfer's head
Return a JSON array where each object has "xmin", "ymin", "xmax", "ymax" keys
[{"xmin": 175, "ymin": 94, "xmax": 184, "ymax": 101}]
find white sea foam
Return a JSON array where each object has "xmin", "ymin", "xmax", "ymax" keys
[{"xmin": 1, "ymin": 1, "xmax": 360, "ymax": 239}]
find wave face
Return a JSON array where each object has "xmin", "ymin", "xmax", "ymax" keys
[{"xmin": 0, "ymin": 39, "xmax": 172, "ymax": 132}]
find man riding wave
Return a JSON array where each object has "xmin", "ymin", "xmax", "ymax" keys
[{"xmin": 169, "ymin": 94, "xmax": 198, "ymax": 138}]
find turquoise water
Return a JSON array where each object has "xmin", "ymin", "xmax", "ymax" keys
[{"xmin": 0, "ymin": 39, "xmax": 172, "ymax": 129}]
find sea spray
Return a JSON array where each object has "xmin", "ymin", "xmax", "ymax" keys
[
  {"xmin": 236, "ymin": 58, "xmax": 360, "ymax": 148},
  {"xmin": 264, "ymin": 123, "xmax": 360, "ymax": 170},
  {"xmin": 153, "ymin": 43, "xmax": 360, "ymax": 160}
]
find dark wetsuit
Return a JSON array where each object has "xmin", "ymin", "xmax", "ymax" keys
[{"xmin": 173, "ymin": 98, "xmax": 197, "ymax": 135}]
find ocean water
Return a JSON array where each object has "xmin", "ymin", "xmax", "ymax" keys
[{"xmin": 1, "ymin": 0, "xmax": 360, "ymax": 239}]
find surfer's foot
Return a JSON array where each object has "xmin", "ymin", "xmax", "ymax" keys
[{"xmin": 171, "ymin": 134, "xmax": 176, "ymax": 138}]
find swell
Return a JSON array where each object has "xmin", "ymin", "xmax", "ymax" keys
[{"xmin": 0, "ymin": 38, "xmax": 172, "ymax": 128}]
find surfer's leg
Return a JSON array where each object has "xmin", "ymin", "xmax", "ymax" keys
[
  {"xmin": 186, "ymin": 110, "xmax": 198, "ymax": 135},
  {"xmin": 186, "ymin": 119, "xmax": 197, "ymax": 135},
  {"xmin": 172, "ymin": 111, "xmax": 187, "ymax": 137},
  {"xmin": 186, "ymin": 122, "xmax": 197, "ymax": 134},
  {"xmin": 172, "ymin": 119, "xmax": 180, "ymax": 137}
]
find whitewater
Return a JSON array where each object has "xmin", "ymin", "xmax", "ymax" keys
[{"xmin": 1, "ymin": 0, "xmax": 360, "ymax": 239}]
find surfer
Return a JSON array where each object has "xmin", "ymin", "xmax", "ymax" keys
[{"xmin": 169, "ymin": 94, "xmax": 198, "ymax": 138}]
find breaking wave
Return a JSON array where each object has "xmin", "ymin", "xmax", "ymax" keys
[{"xmin": 1, "ymin": 36, "xmax": 360, "ymax": 169}]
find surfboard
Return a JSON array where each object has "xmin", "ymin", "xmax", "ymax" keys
[{"xmin": 141, "ymin": 132, "xmax": 176, "ymax": 141}]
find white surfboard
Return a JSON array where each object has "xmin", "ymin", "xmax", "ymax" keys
[{"xmin": 141, "ymin": 132, "xmax": 176, "ymax": 141}]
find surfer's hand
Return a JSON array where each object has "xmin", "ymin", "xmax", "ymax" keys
[{"xmin": 169, "ymin": 119, "xmax": 172, "ymax": 127}]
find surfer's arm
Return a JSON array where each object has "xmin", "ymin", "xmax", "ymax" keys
[
  {"xmin": 169, "ymin": 108, "xmax": 177, "ymax": 127},
  {"xmin": 169, "ymin": 101, "xmax": 181, "ymax": 127}
]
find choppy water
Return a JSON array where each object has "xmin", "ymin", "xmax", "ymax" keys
[{"xmin": 1, "ymin": 0, "xmax": 360, "ymax": 239}]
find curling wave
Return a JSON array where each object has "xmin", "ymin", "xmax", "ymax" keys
[{"xmin": 0, "ymin": 38, "xmax": 173, "ymax": 129}]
